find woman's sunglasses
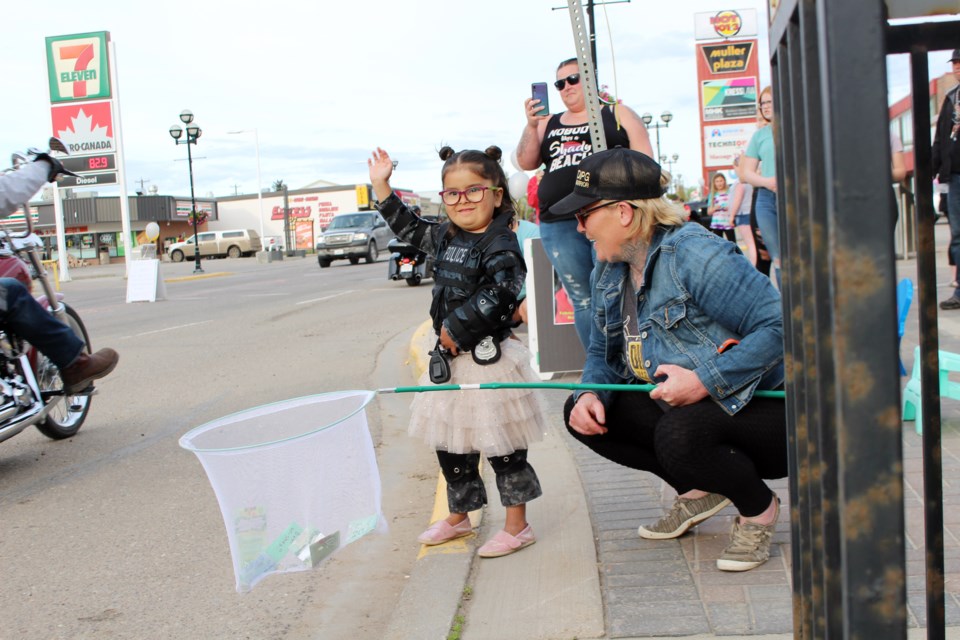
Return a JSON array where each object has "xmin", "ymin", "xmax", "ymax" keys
[{"xmin": 554, "ymin": 74, "xmax": 581, "ymax": 90}]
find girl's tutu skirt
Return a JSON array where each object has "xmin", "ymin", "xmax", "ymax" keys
[{"xmin": 408, "ymin": 338, "xmax": 548, "ymax": 457}]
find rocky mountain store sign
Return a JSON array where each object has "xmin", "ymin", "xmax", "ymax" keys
[{"xmin": 45, "ymin": 32, "xmax": 111, "ymax": 103}]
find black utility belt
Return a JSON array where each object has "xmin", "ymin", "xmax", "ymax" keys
[{"xmin": 428, "ymin": 336, "xmax": 502, "ymax": 384}]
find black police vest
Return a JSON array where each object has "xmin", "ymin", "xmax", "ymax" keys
[{"xmin": 429, "ymin": 222, "xmax": 519, "ymax": 336}]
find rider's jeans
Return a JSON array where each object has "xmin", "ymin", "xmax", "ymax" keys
[{"xmin": 0, "ymin": 277, "xmax": 84, "ymax": 369}]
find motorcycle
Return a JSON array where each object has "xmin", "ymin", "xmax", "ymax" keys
[
  {"xmin": 0, "ymin": 138, "xmax": 98, "ymax": 444},
  {"xmin": 387, "ymin": 236, "xmax": 434, "ymax": 287}
]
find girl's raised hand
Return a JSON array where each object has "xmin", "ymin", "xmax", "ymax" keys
[{"xmin": 367, "ymin": 147, "xmax": 394, "ymax": 185}]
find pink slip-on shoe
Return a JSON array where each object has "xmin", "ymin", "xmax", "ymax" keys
[
  {"xmin": 417, "ymin": 518, "xmax": 473, "ymax": 546},
  {"xmin": 477, "ymin": 525, "xmax": 536, "ymax": 558}
]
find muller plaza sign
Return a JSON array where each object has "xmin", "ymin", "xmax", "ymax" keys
[{"xmin": 692, "ymin": 9, "xmax": 760, "ymax": 183}]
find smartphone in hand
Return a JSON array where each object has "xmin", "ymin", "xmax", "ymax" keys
[{"xmin": 531, "ymin": 82, "xmax": 549, "ymax": 116}]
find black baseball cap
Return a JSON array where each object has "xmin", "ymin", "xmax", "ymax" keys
[
  {"xmin": 951, "ymin": 49, "xmax": 960, "ymax": 62},
  {"xmin": 551, "ymin": 147, "xmax": 664, "ymax": 217}
]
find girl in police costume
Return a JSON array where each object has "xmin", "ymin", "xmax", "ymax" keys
[{"xmin": 368, "ymin": 145, "xmax": 547, "ymax": 558}]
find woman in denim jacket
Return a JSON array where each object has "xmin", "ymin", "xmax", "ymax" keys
[{"xmin": 554, "ymin": 148, "xmax": 787, "ymax": 572}]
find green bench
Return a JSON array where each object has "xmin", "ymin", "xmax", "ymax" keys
[{"xmin": 901, "ymin": 345, "xmax": 960, "ymax": 434}]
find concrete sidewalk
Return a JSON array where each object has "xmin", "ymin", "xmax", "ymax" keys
[{"xmin": 384, "ymin": 220, "xmax": 960, "ymax": 639}]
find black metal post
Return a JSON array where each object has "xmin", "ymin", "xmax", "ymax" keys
[
  {"xmin": 186, "ymin": 137, "xmax": 202, "ymax": 274},
  {"xmin": 769, "ymin": 0, "xmax": 909, "ymax": 636},
  {"xmin": 886, "ymin": 21, "xmax": 959, "ymax": 638},
  {"xmin": 909, "ymin": 45, "xmax": 946, "ymax": 640}
]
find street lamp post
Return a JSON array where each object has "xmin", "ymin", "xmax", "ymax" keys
[
  {"xmin": 659, "ymin": 153, "xmax": 679, "ymax": 192},
  {"xmin": 227, "ymin": 129, "xmax": 264, "ymax": 244},
  {"xmin": 641, "ymin": 110, "xmax": 673, "ymax": 163},
  {"xmin": 169, "ymin": 109, "xmax": 204, "ymax": 274}
]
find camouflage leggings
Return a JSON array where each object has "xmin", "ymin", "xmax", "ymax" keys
[{"xmin": 436, "ymin": 449, "xmax": 542, "ymax": 513}]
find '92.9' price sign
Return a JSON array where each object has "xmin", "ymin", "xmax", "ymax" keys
[{"xmin": 61, "ymin": 153, "xmax": 116, "ymax": 174}]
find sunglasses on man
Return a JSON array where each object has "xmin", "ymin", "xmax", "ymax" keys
[{"xmin": 554, "ymin": 74, "xmax": 581, "ymax": 90}]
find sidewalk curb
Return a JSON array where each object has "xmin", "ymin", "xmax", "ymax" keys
[
  {"xmin": 385, "ymin": 322, "xmax": 604, "ymax": 640},
  {"xmin": 384, "ymin": 320, "xmax": 477, "ymax": 640}
]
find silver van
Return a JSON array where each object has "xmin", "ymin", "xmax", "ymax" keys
[{"xmin": 167, "ymin": 229, "xmax": 262, "ymax": 262}]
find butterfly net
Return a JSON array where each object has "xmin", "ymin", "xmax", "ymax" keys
[{"xmin": 179, "ymin": 390, "xmax": 384, "ymax": 592}]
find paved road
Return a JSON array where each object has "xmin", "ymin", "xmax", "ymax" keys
[{"xmin": 0, "ymin": 256, "xmax": 440, "ymax": 639}]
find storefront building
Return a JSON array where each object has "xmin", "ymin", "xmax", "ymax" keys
[
  {"xmin": 29, "ymin": 195, "xmax": 217, "ymax": 263},
  {"xmin": 211, "ymin": 183, "xmax": 432, "ymax": 250},
  {"xmin": 25, "ymin": 182, "xmax": 437, "ymax": 262}
]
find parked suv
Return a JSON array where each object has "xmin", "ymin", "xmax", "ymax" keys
[
  {"xmin": 167, "ymin": 229, "xmax": 262, "ymax": 262},
  {"xmin": 316, "ymin": 212, "xmax": 393, "ymax": 268}
]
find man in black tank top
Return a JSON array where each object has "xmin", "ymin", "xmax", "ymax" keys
[{"xmin": 516, "ymin": 58, "xmax": 654, "ymax": 350}]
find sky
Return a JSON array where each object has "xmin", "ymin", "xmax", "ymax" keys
[{"xmin": 1, "ymin": 1, "xmax": 953, "ymax": 203}]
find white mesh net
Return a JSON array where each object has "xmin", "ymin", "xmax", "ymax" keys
[{"xmin": 179, "ymin": 390, "xmax": 385, "ymax": 592}]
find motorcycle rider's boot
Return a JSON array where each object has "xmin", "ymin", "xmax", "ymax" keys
[{"xmin": 60, "ymin": 348, "xmax": 119, "ymax": 394}]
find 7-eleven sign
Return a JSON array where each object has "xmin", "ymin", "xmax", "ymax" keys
[{"xmin": 45, "ymin": 32, "xmax": 111, "ymax": 103}]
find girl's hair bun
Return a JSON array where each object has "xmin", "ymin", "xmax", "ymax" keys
[
  {"xmin": 484, "ymin": 146, "xmax": 502, "ymax": 162},
  {"xmin": 439, "ymin": 146, "xmax": 455, "ymax": 161}
]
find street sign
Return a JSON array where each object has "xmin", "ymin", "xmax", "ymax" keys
[{"xmin": 58, "ymin": 172, "xmax": 118, "ymax": 188}]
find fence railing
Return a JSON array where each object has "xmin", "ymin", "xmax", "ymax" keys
[{"xmin": 766, "ymin": 3, "xmax": 960, "ymax": 638}]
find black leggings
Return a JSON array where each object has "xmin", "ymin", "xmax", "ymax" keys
[
  {"xmin": 711, "ymin": 227, "xmax": 737, "ymax": 243},
  {"xmin": 564, "ymin": 392, "xmax": 787, "ymax": 517},
  {"xmin": 435, "ymin": 449, "xmax": 542, "ymax": 513}
]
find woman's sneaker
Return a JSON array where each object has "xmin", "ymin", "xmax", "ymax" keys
[
  {"xmin": 716, "ymin": 497, "xmax": 780, "ymax": 571},
  {"xmin": 637, "ymin": 493, "xmax": 731, "ymax": 539},
  {"xmin": 941, "ymin": 296, "xmax": 960, "ymax": 310}
]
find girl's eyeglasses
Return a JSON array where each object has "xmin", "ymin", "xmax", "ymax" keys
[
  {"xmin": 554, "ymin": 74, "xmax": 581, "ymax": 90},
  {"xmin": 439, "ymin": 185, "xmax": 500, "ymax": 206}
]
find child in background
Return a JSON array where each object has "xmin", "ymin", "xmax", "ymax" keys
[
  {"xmin": 707, "ymin": 172, "xmax": 736, "ymax": 242},
  {"xmin": 368, "ymin": 145, "xmax": 548, "ymax": 559},
  {"xmin": 729, "ymin": 155, "xmax": 757, "ymax": 267}
]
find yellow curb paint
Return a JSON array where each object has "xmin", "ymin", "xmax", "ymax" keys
[
  {"xmin": 411, "ymin": 318, "xmax": 484, "ymax": 559},
  {"xmin": 164, "ymin": 272, "xmax": 233, "ymax": 283},
  {"xmin": 409, "ymin": 319, "xmax": 432, "ymax": 378},
  {"xmin": 416, "ymin": 481, "xmax": 484, "ymax": 560}
]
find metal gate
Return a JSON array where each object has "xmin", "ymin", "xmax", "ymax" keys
[{"xmin": 770, "ymin": 2, "xmax": 957, "ymax": 638}]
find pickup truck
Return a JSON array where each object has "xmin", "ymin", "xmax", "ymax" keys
[{"xmin": 315, "ymin": 212, "xmax": 393, "ymax": 268}]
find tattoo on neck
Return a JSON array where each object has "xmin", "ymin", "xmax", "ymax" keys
[
  {"xmin": 622, "ymin": 240, "xmax": 648, "ymax": 286},
  {"xmin": 621, "ymin": 240, "xmax": 648, "ymax": 268}
]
